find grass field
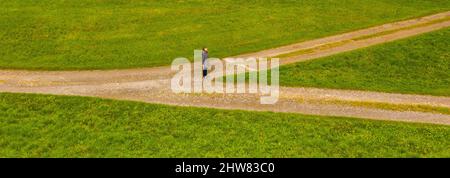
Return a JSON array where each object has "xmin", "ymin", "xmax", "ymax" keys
[
  {"xmin": 278, "ymin": 28, "xmax": 450, "ymax": 96},
  {"xmin": 1, "ymin": 0, "xmax": 450, "ymax": 70},
  {"xmin": 0, "ymin": 92, "xmax": 449, "ymax": 158}
]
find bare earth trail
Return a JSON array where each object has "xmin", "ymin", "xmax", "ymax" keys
[{"xmin": 1, "ymin": 11, "xmax": 450, "ymax": 125}]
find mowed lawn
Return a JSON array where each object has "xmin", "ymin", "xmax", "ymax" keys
[
  {"xmin": 279, "ymin": 28, "xmax": 450, "ymax": 96},
  {"xmin": 1, "ymin": 0, "xmax": 450, "ymax": 70},
  {"xmin": 0, "ymin": 93, "xmax": 449, "ymax": 158}
]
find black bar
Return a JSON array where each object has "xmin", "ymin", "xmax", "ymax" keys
[{"xmin": 0, "ymin": 158, "xmax": 446, "ymax": 177}]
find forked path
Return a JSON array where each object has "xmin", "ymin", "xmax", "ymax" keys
[{"xmin": 1, "ymin": 11, "xmax": 450, "ymax": 125}]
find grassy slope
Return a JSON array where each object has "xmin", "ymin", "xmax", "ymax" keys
[
  {"xmin": 0, "ymin": 93, "xmax": 449, "ymax": 158},
  {"xmin": 279, "ymin": 28, "xmax": 450, "ymax": 96},
  {"xmin": 1, "ymin": 0, "xmax": 450, "ymax": 70}
]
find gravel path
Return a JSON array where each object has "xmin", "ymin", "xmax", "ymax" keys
[{"xmin": 1, "ymin": 11, "xmax": 450, "ymax": 125}]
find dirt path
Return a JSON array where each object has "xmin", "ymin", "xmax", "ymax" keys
[
  {"xmin": 1, "ymin": 11, "xmax": 450, "ymax": 125},
  {"xmin": 2, "ymin": 81, "xmax": 450, "ymax": 125}
]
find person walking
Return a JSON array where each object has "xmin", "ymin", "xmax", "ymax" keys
[{"xmin": 202, "ymin": 47, "xmax": 208, "ymax": 78}]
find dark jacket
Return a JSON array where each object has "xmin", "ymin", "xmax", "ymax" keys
[{"xmin": 202, "ymin": 51, "xmax": 208, "ymax": 70}]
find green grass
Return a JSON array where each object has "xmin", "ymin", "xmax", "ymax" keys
[
  {"xmin": 1, "ymin": 0, "xmax": 450, "ymax": 70},
  {"xmin": 1, "ymin": 92, "xmax": 449, "ymax": 158},
  {"xmin": 278, "ymin": 28, "xmax": 450, "ymax": 96}
]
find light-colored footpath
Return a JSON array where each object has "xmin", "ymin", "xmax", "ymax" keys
[{"xmin": 1, "ymin": 11, "xmax": 450, "ymax": 125}]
